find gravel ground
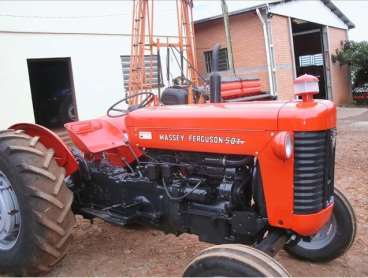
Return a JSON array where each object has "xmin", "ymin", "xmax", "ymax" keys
[{"xmin": 48, "ymin": 107, "xmax": 368, "ymax": 277}]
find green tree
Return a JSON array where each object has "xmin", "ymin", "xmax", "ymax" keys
[{"xmin": 332, "ymin": 40, "xmax": 368, "ymax": 87}]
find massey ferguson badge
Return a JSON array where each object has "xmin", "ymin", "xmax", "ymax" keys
[{"xmin": 158, "ymin": 133, "xmax": 245, "ymax": 145}]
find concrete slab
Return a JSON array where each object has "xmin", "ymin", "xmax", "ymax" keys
[
  {"xmin": 337, "ymin": 107, "xmax": 368, "ymax": 120},
  {"xmin": 351, "ymin": 121, "xmax": 368, "ymax": 129}
]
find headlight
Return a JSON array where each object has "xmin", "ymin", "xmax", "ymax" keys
[
  {"xmin": 273, "ymin": 132, "xmax": 293, "ymax": 161},
  {"xmin": 284, "ymin": 133, "xmax": 293, "ymax": 159}
]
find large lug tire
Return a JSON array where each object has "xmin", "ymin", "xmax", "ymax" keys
[
  {"xmin": 183, "ymin": 244, "xmax": 289, "ymax": 277},
  {"xmin": 285, "ymin": 188, "xmax": 356, "ymax": 262},
  {"xmin": 0, "ymin": 129, "xmax": 76, "ymax": 275}
]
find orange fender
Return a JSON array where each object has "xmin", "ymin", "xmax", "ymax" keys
[
  {"xmin": 9, "ymin": 123, "xmax": 78, "ymax": 176},
  {"xmin": 65, "ymin": 116, "xmax": 142, "ymax": 167}
]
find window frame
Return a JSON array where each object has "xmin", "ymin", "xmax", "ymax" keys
[
  {"xmin": 121, "ymin": 54, "xmax": 163, "ymax": 89},
  {"xmin": 204, "ymin": 48, "xmax": 230, "ymax": 73}
]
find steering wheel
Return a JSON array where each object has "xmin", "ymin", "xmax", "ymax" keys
[{"xmin": 107, "ymin": 92, "xmax": 155, "ymax": 118}]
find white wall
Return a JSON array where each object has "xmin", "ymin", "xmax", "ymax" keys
[
  {"xmin": 0, "ymin": 32, "xmax": 131, "ymax": 129},
  {"xmin": 0, "ymin": 1, "xmax": 180, "ymax": 35},
  {"xmin": 0, "ymin": 1, "xmax": 183, "ymax": 129}
]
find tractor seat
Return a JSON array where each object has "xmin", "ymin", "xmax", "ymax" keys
[{"xmin": 161, "ymin": 87, "xmax": 188, "ymax": 105}]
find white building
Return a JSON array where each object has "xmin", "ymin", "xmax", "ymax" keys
[{"xmin": 0, "ymin": 1, "xmax": 182, "ymax": 129}]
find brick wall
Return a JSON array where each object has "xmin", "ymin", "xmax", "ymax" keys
[
  {"xmin": 195, "ymin": 13, "xmax": 351, "ymax": 104},
  {"xmin": 195, "ymin": 12, "xmax": 270, "ymax": 92},
  {"xmin": 328, "ymin": 27, "xmax": 352, "ymax": 105},
  {"xmin": 270, "ymin": 15, "xmax": 295, "ymax": 100}
]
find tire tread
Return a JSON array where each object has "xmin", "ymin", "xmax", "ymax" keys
[
  {"xmin": 184, "ymin": 244, "xmax": 289, "ymax": 277},
  {"xmin": 0, "ymin": 129, "xmax": 76, "ymax": 275}
]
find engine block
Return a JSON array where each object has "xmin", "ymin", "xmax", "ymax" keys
[{"xmin": 71, "ymin": 150, "xmax": 268, "ymax": 245}]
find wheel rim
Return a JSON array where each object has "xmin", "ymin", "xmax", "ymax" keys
[
  {"xmin": 297, "ymin": 215, "xmax": 337, "ymax": 250},
  {"xmin": 0, "ymin": 170, "xmax": 21, "ymax": 250}
]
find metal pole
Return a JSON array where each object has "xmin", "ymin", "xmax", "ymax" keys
[{"xmin": 221, "ymin": 0, "xmax": 235, "ymax": 75}]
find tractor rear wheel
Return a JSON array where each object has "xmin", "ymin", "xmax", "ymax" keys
[
  {"xmin": 285, "ymin": 188, "xmax": 356, "ymax": 262},
  {"xmin": 0, "ymin": 129, "xmax": 75, "ymax": 275},
  {"xmin": 183, "ymin": 244, "xmax": 289, "ymax": 277}
]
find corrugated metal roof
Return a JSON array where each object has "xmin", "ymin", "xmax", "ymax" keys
[{"xmin": 194, "ymin": 0, "xmax": 355, "ymax": 29}]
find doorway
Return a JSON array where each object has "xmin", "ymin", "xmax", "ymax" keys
[
  {"xmin": 292, "ymin": 19, "xmax": 329, "ymax": 99},
  {"xmin": 27, "ymin": 58, "xmax": 78, "ymax": 129}
]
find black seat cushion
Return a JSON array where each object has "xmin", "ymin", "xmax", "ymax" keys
[{"xmin": 161, "ymin": 87, "xmax": 188, "ymax": 105}]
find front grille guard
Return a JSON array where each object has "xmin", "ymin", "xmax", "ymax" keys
[{"xmin": 293, "ymin": 130, "xmax": 336, "ymax": 214}]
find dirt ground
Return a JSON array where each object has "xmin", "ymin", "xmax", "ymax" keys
[{"xmin": 49, "ymin": 107, "xmax": 368, "ymax": 277}]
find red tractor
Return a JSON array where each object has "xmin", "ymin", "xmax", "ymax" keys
[{"xmin": 0, "ymin": 49, "xmax": 356, "ymax": 276}]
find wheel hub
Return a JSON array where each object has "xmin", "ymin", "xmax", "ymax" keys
[
  {"xmin": 297, "ymin": 215, "xmax": 337, "ymax": 250},
  {"xmin": 0, "ymin": 170, "xmax": 21, "ymax": 250}
]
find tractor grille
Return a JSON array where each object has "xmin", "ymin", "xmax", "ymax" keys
[{"xmin": 294, "ymin": 130, "xmax": 336, "ymax": 214}]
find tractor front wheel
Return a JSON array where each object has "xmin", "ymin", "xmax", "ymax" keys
[
  {"xmin": 285, "ymin": 188, "xmax": 356, "ymax": 262},
  {"xmin": 0, "ymin": 130, "xmax": 75, "ymax": 275},
  {"xmin": 183, "ymin": 244, "xmax": 289, "ymax": 277}
]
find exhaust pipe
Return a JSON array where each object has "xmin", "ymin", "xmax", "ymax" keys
[{"xmin": 210, "ymin": 43, "xmax": 222, "ymax": 103}]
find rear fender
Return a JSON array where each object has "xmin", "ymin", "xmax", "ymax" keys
[{"xmin": 9, "ymin": 123, "xmax": 79, "ymax": 176}]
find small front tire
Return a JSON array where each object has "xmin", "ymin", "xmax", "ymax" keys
[
  {"xmin": 183, "ymin": 244, "xmax": 289, "ymax": 277},
  {"xmin": 285, "ymin": 188, "xmax": 356, "ymax": 262}
]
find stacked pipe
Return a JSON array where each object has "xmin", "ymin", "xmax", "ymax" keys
[
  {"xmin": 210, "ymin": 43, "xmax": 262, "ymax": 102},
  {"xmin": 221, "ymin": 79, "xmax": 262, "ymax": 100}
]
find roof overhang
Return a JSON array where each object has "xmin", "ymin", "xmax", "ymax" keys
[
  {"xmin": 194, "ymin": 3, "xmax": 268, "ymax": 25},
  {"xmin": 320, "ymin": 0, "xmax": 355, "ymax": 29},
  {"xmin": 194, "ymin": 0, "xmax": 355, "ymax": 30}
]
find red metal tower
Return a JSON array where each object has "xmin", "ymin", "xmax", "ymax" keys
[{"xmin": 128, "ymin": 0, "xmax": 199, "ymax": 105}]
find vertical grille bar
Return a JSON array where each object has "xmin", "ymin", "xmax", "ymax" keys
[{"xmin": 294, "ymin": 130, "xmax": 336, "ymax": 214}]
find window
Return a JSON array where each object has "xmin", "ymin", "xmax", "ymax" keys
[
  {"xmin": 121, "ymin": 55, "xmax": 162, "ymax": 89},
  {"xmin": 299, "ymin": 53, "xmax": 324, "ymax": 67},
  {"xmin": 204, "ymin": 48, "xmax": 229, "ymax": 73}
]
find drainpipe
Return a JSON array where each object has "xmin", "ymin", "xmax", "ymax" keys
[{"xmin": 256, "ymin": 7, "xmax": 275, "ymax": 97}]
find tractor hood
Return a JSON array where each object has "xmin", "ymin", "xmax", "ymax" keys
[
  {"xmin": 126, "ymin": 100, "xmax": 336, "ymax": 132},
  {"xmin": 125, "ymin": 100, "xmax": 336, "ymax": 156},
  {"xmin": 64, "ymin": 99, "xmax": 335, "ymax": 157},
  {"xmin": 277, "ymin": 99, "xmax": 336, "ymax": 131},
  {"xmin": 126, "ymin": 101, "xmax": 284, "ymax": 131}
]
